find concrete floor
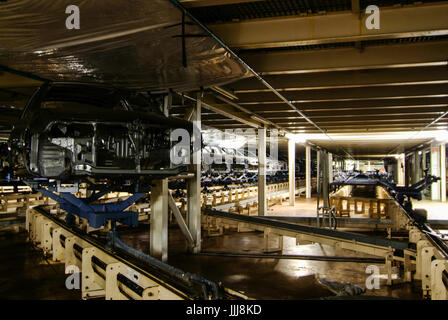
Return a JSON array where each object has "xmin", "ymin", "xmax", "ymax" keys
[
  {"xmin": 0, "ymin": 230, "xmax": 79, "ymax": 300},
  {"xmin": 267, "ymin": 196, "xmax": 448, "ymax": 221},
  {"xmin": 0, "ymin": 220, "xmax": 422, "ymax": 300},
  {"xmin": 4, "ymin": 193, "xmax": 445, "ymax": 300},
  {"xmin": 267, "ymin": 197, "xmax": 318, "ymax": 217},
  {"xmin": 119, "ymin": 223, "xmax": 422, "ymax": 300}
]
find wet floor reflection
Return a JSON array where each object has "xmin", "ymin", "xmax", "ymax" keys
[
  {"xmin": 0, "ymin": 224, "xmax": 423, "ymax": 300},
  {"xmin": 0, "ymin": 231, "xmax": 79, "ymax": 300}
]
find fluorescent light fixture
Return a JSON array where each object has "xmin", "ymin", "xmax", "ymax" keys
[
  {"xmin": 292, "ymin": 130, "xmax": 448, "ymax": 142},
  {"xmin": 435, "ymin": 130, "xmax": 448, "ymax": 142}
]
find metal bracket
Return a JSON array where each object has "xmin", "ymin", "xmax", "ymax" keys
[{"xmin": 37, "ymin": 187, "xmax": 143, "ymax": 228}]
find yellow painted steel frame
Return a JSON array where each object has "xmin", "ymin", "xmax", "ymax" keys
[
  {"xmin": 26, "ymin": 208, "xmax": 185, "ymax": 300},
  {"xmin": 204, "ymin": 200, "xmax": 448, "ymax": 299},
  {"xmin": 1, "ymin": 192, "xmax": 54, "ymax": 214},
  {"xmin": 18, "ymin": 180, "xmax": 448, "ymax": 300},
  {"xmin": 409, "ymin": 226, "xmax": 448, "ymax": 300}
]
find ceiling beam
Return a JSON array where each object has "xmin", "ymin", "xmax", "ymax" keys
[
  {"xmin": 290, "ymin": 126, "xmax": 447, "ymax": 131},
  {"xmin": 273, "ymin": 117, "xmax": 446, "ymax": 124},
  {"xmin": 235, "ymin": 84, "xmax": 448, "ymax": 104},
  {"xmin": 266, "ymin": 112, "xmax": 447, "ymax": 122},
  {"xmin": 240, "ymin": 41, "xmax": 448, "ymax": 75},
  {"xmin": 240, "ymin": 97, "xmax": 448, "ymax": 112},
  {"xmin": 200, "ymin": 96, "xmax": 261, "ymax": 128},
  {"xmin": 209, "ymin": 3, "xmax": 448, "ymax": 50},
  {"xmin": 351, "ymin": 0, "xmax": 360, "ymax": 14},
  {"xmin": 205, "ymin": 125, "xmax": 447, "ymax": 133},
  {"xmin": 202, "ymin": 106, "xmax": 448, "ymax": 120},
  {"xmin": 226, "ymin": 66, "xmax": 448, "ymax": 92},
  {"xmin": 180, "ymin": 0, "xmax": 263, "ymax": 8},
  {"xmin": 204, "ymin": 120, "xmax": 448, "ymax": 129},
  {"xmin": 286, "ymin": 124, "xmax": 448, "ymax": 131}
]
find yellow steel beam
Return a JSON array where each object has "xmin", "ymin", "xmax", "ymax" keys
[
  {"xmin": 209, "ymin": 3, "xmax": 448, "ymax": 49},
  {"xmin": 240, "ymin": 40, "xmax": 448, "ymax": 74},
  {"xmin": 180, "ymin": 0, "xmax": 264, "ymax": 8}
]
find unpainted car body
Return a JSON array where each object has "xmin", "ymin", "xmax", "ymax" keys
[{"xmin": 9, "ymin": 82, "xmax": 193, "ymax": 181}]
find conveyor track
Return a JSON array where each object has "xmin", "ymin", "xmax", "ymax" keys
[
  {"xmin": 33, "ymin": 206, "xmax": 241, "ymax": 300},
  {"xmin": 204, "ymin": 209, "xmax": 410, "ymax": 252}
]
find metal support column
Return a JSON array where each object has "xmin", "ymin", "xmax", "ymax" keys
[
  {"xmin": 415, "ymin": 151, "xmax": 422, "ymax": 183},
  {"xmin": 150, "ymin": 179, "xmax": 168, "ymax": 262},
  {"xmin": 412, "ymin": 152, "xmax": 418, "ymax": 185},
  {"xmin": 405, "ymin": 155, "xmax": 411, "ymax": 187},
  {"xmin": 423, "ymin": 150, "xmax": 428, "ymax": 176},
  {"xmin": 288, "ymin": 138, "xmax": 296, "ymax": 206},
  {"xmin": 397, "ymin": 154, "xmax": 405, "ymax": 187},
  {"xmin": 441, "ymin": 144, "xmax": 446, "ymax": 202},
  {"xmin": 431, "ymin": 144, "xmax": 441, "ymax": 201},
  {"xmin": 316, "ymin": 150, "xmax": 321, "ymax": 188},
  {"xmin": 258, "ymin": 128, "xmax": 267, "ymax": 216},
  {"xmin": 328, "ymin": 153, "xmax": 333, "ymax": 184},
  {"xmin": 321, "ymin": 151, "xmax": 329, "ymax": 209},
  {"xmin": 317, "ymin": 150, "xmax": 331, "ymax": 228},
  {"xmin": 306, "ymin": 146, "xmax": 311, "ymax": 199},
  {"xmin": 163, "ymin": 92, "xmax": 172, "ymax": 117},
  {"xmin": 186, "ymin": 93, "xmax": 202, "ymax": 253}
]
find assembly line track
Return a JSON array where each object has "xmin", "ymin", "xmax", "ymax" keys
[
  {"xmin": 203, "ymin": 209, "xmax": 410, "ymax": 252},
  {"xmin": 257, "ymin": 216, "xmax": 448, "ymax": 230},
  {"xmin": 33, "ymin": 206, "xmax": 237, "ymax": 300}
]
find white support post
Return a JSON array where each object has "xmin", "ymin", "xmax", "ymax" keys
[
  {"xmin": 288, "ymin": 139, "xmax": 296, "ymax": 206},
  {"xmin": 416, "ymin": 154, "xmax": 420, "ymax": 184},
  {"xmin": 412, "ymin": 152, "xmax": 419, "ymax": 185},
  {"xmin": 405, "ymin": 154, "xmax": 411, "ymax": 187},
  {"xmin": 397, "ymin": 154, "xmax": 405, "ymax": 187},
  {"xmin": 187, "ymin": 93, "xmax": 202, "ymax": 253},
  {"xmin": 423, "ymin": 151, "xmax": 427, "ymax": 173},
  {"xmin": 431, "ymin": 144, "xmax": 441, "ymax": 201},
  {"xmin": 328, "ymin": 153, "xmax": 333, "ymax": 184},
  {"xmin": 163, "ymin": 92, "xmax": 172, "ymax": 117},
  {"xmin": 306, "ymin": 146, "xmax": 311, "ymax": 199},
  {"xmin": 316, "ymin": 150, "xmax": 321, "ymax": 188},
  {"xmin": 417, "ymin": 151, "xmax": 422, "ymax": 181},
  {"xmin": 321, "ymin": 150, "xmax": 329, "ymax": 209},
  {"xmin": 150, "ymin": 179, "xmax": 168, "ymax": 262},
  {"xmin": 258, "ymin": 128, "xmax": 267, "ymax": 216},
  {"xmin": 441, "ymin": 144, "xmax": 446, "ymax": 202}
]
